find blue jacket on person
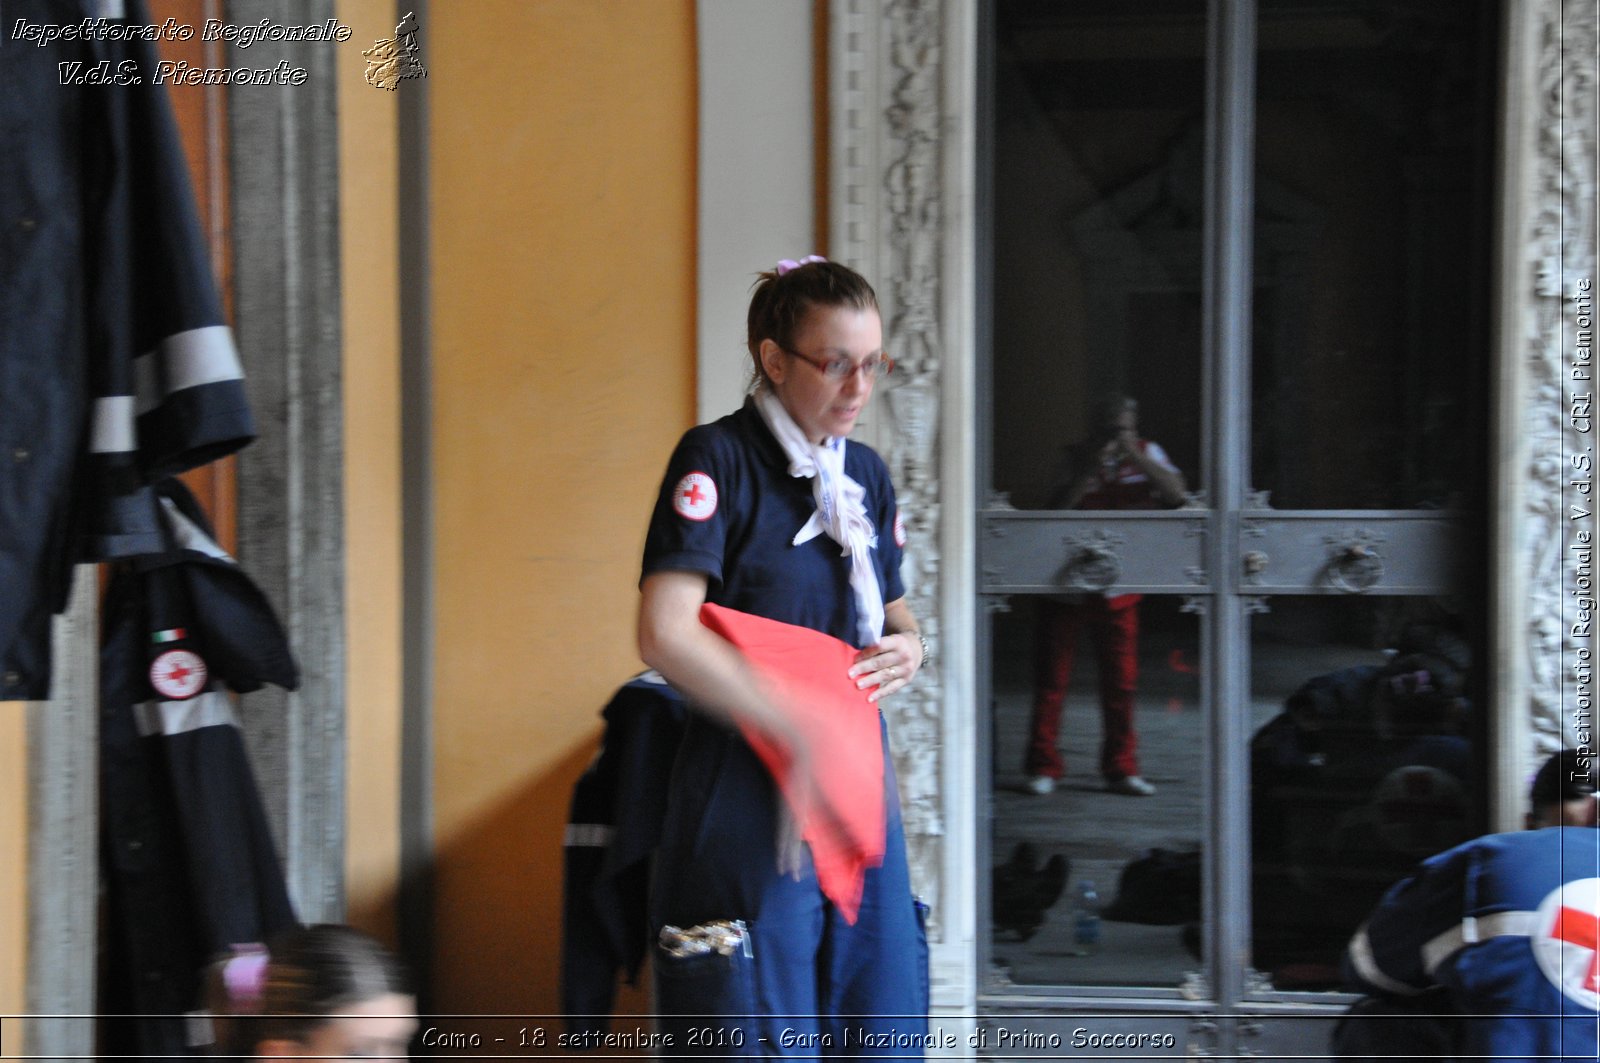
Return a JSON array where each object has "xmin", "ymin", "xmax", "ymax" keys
[{"xmin": 1341, "ymin": 827, "xmax": 1600, "ymax": 1061}]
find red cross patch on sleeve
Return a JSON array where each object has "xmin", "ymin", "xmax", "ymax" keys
[
  {"xmin": 149, "ymin": 649, "xmax": 208, "ymax": 701},
  {"xmin": 673, "ymin": 471, "xmax": 718, "ymax": 521}
]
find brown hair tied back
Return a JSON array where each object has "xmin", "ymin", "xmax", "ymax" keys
[
  {"xmin": 746, "ymin": 258, "xmax": 879, "ymax": 391},
  {"xmin": 216, "ymin": 924, "xmax": 409, "ymax": 1056}
]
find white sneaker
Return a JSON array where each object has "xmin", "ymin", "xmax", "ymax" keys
[
  {"xmin": 1107, "ymin": 775, "xmax": 1157, "ymax": 797},
  {"xmin": 1024, "ymin": 775, "xmax": 1057, "ymax": 795}
]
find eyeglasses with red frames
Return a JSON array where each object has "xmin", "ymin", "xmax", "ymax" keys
[{"xmin": 779, "ymin": 346, "xmax": 896, "ymax": 382}]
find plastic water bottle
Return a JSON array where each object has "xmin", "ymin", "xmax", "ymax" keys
[{"xmin": 1072, "ymin": 880, "xmax": 1102, "ymax": 956}]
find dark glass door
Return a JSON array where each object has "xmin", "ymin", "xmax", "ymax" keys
[{"xmin": 979, "ymin": 0, "xmax": 1497, "ymax": 1055}]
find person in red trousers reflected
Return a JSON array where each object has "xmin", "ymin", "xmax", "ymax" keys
[{"xmin": 1024, "ymin": 395, "xmax": 1186, "ymax": 797}]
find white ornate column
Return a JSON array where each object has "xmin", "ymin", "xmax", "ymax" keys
[
  {"xmin": 1494, "ymin": 0, "xmax": 1598, "ymax": 828},
  {"xmin": 829, "ymin": 0, "xmax": 979, "ymax": 1013}
]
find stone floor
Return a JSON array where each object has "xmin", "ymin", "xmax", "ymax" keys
[{"xmin": 983, "ymin": 598, "xmax": 1391, "ymax": 990}]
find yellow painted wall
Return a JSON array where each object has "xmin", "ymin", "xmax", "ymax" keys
[
  {"xmin": 0, "ymin": 0, "xmax": 696, "ymax": 1030},
  {"xmin": 336, "ymin": 0, "xmax": 405, "ymax": 949},
  {"xmin": 428, "ymin": 0, "xmax": 697, "ymax": 1018}
]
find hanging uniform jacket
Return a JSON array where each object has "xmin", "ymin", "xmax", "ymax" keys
[
  {"xmin": 561, "ymin": 673, "xmax": 688, "ymax": 1040},
  {"xmin": 98, "ymin": 479, "xmax": 299, "ymax": 1061},
  {"xmin": 1342, "ymin": 827, "xmax": 1600, "ymax": 1061},
  {"xmin": 1, "ymin": 0, "xmax": 254, "ymax": 699}
]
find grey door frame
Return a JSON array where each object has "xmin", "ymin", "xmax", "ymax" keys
[{"xmin": 972, "ymin": 0, "xmax": 1484, "ymax": 1055}]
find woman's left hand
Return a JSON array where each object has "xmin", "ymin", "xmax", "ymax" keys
[{"xmin": 849, "ymin": 631, "xmax": 924, "ymax": 702}]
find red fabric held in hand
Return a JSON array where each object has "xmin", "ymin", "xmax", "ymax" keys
[{"xmin": 698, "ymin": 602, "xmax": 886, "ymax": 922}]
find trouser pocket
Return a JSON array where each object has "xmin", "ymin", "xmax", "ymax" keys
[{"xmin": 653, "ymin": 919, "xmax": 759, "ymax": 1057}]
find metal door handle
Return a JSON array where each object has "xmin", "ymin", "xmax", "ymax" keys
[
  {"xmin": 1060, "ymin": 544, "xmax": 1121, "ymax": 592},
  {"xmin": 1328, "ymin": 543, "xmax": 1384, "ymax": 592}
]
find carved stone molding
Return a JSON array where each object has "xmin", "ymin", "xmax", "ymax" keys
[
  {"xmin": 1516, "ymin": 0, "xmax": 1597, "ymax": 765},
  {"xmin": 830, "ymin": 0, "xmax": 952, "ymax": 933}
]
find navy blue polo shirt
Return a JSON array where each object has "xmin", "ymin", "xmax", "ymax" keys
[{"xmin": 642, "ymin": 400, "xmax": 905, "ymax": 648}]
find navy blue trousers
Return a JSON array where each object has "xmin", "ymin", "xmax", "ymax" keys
[{"xmin": 651, "ymin": 715, "xmax": 929, "ymax": 1059}]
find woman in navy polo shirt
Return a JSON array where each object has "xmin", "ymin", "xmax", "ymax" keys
[{"xmin": 638, "ymin": 258, "xmax": 930, "ymax": 1056}]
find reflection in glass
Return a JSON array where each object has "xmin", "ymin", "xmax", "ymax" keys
[
  {"xmin": 1250, "ymin": 0, "xmax": 1498, "ymax": 509},
  {"xmin": 1248, "ymin": 598, "xmax": 1482, "ymax": 991},
  {"xmin": 992, "ymin": 0, "xmax": 1205, "ymax": 509},
  {"xmin": 990, "ymin": 598, "xmax": 1203, "ymax": 988}
]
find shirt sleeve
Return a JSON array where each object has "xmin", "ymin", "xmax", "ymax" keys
[
  {"xmin": 1343, "ymin": 847, "xmax": 1468, "ymax": 997},
  {"xmin": 641, "ymin": 430, "xmax": 732, "ymax": 588},
  {"xmin": 80, "ymin": 0, "xmax": 255, "ymax": 562},
  {"xmin": 1143, "ymin": 440, "xmax": 1180, "ymax": 475}
]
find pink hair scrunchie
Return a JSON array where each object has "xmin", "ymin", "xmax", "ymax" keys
[
  {"xmin": 776, "ymin": 254, "xmax": 826, "ymax": 275},
  {"xmin": 222, "ymin": 944, "xmax": 271, "ymax": 1012}
]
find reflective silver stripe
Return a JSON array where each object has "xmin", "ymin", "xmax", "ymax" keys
[
  {"xmin": 184, "ymin": 1010, "xmax": 214, "ymax": 1050},
  {"xmin": 1421, "ymin": 909, "xmax": 1538, "ymax": 975},
  {"xmin": 89, "ymin": 396, "xmax": 137, "ymax": 454},
  {"xmin": 135, "ymin": 325, "xmax": 243, "ymax": 413},
  {"xmin": 132, "ymin": 692, "xmax": 238, "ymax": 737},
  {"xmin": 564, "ymin": 824, "xmax": 615, "ymax": 848},
  {"xmin": 158, "ymin": 496, "xmax": 233, "ymax": 562},
  {"xmin": 1348, "ymin": 923, "xmax": 1426, "ymax": 996}
]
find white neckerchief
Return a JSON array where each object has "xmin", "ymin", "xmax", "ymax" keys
[{"xmin": 755, "ymin": 390, "xmax": 884, "ymax": 645}]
